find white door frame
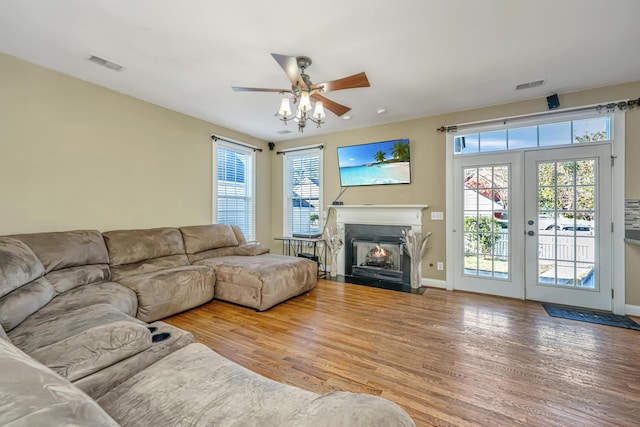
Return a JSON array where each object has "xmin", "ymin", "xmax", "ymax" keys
[{"xmin": 445, "ymin": 110, "xmax": 626, "ymax": 314}]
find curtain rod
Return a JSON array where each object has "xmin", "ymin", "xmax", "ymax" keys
[
  {"xmin": 211, "ymin": 135, "xmax": 263, "ymax": 152},
  {"xmin": 436, "ymin": 97, "xmax": 640, "ymax": 133},
  {"xmin": 276, "ymin": 144, "xmax": 324, "ymax": 155}
]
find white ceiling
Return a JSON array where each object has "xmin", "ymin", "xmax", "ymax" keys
[{"xmin": 1, "ymin": 0, "xmax": 639, "ymax": 142}]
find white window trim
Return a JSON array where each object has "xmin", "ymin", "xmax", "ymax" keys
[
  {"xmin": 453, "ymin": 111, "xmax": 614, "ymax": 156},
  {"xmin": 282, "ymin": 146, "xmax": 324, "ymax": 237},
  {"xmin": 212, "ymin": 139, "xmax": 256, "ymax": 241}
]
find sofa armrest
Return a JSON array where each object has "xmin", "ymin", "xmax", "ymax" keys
[
  {"xmin": 30, "ymin": 321, "xmax": 152, "ymax": 382},
  {"xmin": 280, "ymin": 392, "xmax": 416, "ymax": 427},
  {"xmin": 234, "ymin": 243, "xmax": 270, "ymax": 256}
]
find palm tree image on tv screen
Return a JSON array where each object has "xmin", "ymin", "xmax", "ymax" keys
[{"xmin": 337, "ymin": 138, "xmax": 411, "ymax": 187}]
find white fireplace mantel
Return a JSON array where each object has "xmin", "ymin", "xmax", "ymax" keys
[
  {"xmin": 328, "ymin": 204, "xmax": 429, "ymax": 279},
  {"xmin": 329, "ymin": 204, "xmax": 429, "ymax": 227}
]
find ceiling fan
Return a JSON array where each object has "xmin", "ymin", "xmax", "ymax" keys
[{"xmin": 232, "ymin": 53, "xmax": 370, "ymax": 132}]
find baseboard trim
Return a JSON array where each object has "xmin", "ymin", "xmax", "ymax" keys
[
  {"xmin": 421, "ymin": 278, "xmax": 447, "ymax": 289},
  {"xmin": 625, "ymin": 304, "xmax": 640, "ymax": 317}
]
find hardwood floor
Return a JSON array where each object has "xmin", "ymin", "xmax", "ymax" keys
[{"xmin": 165, "ymin": 279, "xmax": 640, "ymax": 427}]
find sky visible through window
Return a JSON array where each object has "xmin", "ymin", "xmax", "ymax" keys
[{"xmin": 455, "ymin": 116, "xmax": 610, "ymax": 154}]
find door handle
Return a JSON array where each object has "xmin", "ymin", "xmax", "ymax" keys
[{"xmin": 527, "ymin": 230, "xmax": 535, "ymax": 236}]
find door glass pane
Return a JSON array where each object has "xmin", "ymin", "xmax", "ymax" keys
[
  {"xmin": 463, "ymin": 165, "xmax": 510, "ymax": 279},
  {"xmin": 536, "ymin": 159, "xmax": 597, "ymax": 290}
]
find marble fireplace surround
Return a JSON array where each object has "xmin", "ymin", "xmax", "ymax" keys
[{"xmin": 331, "ymin": 205, "xmax": 429, "ymax": 281}]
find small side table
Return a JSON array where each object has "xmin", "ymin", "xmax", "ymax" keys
[{"xmin": 274, "ymin": 236, "xmax": 327, "ymax": 278}]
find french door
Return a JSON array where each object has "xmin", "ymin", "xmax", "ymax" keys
[
  {"xmin": 524, "ymin": 145, "xmax": 612, "ymax": 310},
  {"xmin": 453, "ymin": 144, "xmax": 612, "ymax": 310},
  {"xmin": 452, "ymin": 153, "xmax": 525, "ymax": 299}
]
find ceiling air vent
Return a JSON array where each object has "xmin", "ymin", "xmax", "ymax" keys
[
  {"xmin": 277, "ymin": 130, "xmax": 293, "ymax": 134},
  {"xmin": 88, "ymin": 55, "xmax": 126, "ymax": 72},
  {"xmin": 515, "ymin": 79, "xmax": 544, "ymax": 91}
]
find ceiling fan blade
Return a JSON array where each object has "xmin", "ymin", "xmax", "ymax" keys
[
  {"xmin": 232, "ymin": 87, "xmax": 290, "ymax": 93},
  {"xmin": 311, "ymin": 93, "xmax": 351, "ymax": 117},
  {"xmin": 271, "ymin": 53, "xmax": 306, "ymax": 89},
  {"xmin": 311, "ymin": 72, "xmax": 370, "ymax": 93}
]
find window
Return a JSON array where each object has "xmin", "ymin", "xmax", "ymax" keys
[
  {"xmin": 454, "ymin": 113, "xmax": 611, "ymax": 155},
  {"xmin": 215, "ymin": 141, "xmax": 255, "ymax": 240},
  {"xmin": 283, "ymin": 147, "xmax": 322, "ymax": 236}
]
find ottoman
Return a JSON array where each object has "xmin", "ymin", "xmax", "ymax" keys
[{"xmin": 194, "ymin": 253, "xmax": 317, "ymax": 310}]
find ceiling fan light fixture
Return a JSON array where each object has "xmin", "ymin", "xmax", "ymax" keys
[
  {"xmin": 299, "ymin": 91, "xmax": 312, "ymax": 112},
  {"xmin": 312, "ymin": 102, "xmax": 326, "ymax": 120},
  {"xmin": 233, "ymin": 53, "xmax": 369, "ymax": 133},
  {"xmin": 278, "ymin": 98, "xmax": 292, "ymax": 116}
]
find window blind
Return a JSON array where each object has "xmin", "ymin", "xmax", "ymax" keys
[
  {"xmin": 217, "ymin": 142, "xmax": 255, "ymax": 240},
  {"xmin": 284, "ymin": 148, "xmax": 322, "ymax": 236}
]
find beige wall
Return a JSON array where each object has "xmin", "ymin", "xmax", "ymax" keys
[
  {"xmin": 271, "ymin": 81, "xmax": 640, "ymax": 305},
  {"xmin": 3, "ymin": 52, "xmax": 639, "ymax": 306},
  {"xmin": 0, "ymin": 54, "xmax": 272, "ymax": 244}
]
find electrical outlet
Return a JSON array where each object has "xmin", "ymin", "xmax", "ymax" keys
[
  {"xmin": 437, "ymin": 262, "xmax": 444, "ymax": 271},
  {"xmin": 431, "ymin": 211, "xmax": 444, "ymax": 220}
]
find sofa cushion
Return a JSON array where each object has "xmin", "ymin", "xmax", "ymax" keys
[
  {"xmin": 0, "ymin": 323, "xmax": 10, "ymax": 343},
  {"xmin": 108, "ymin": 254, "xmax": 190, "ymax": 281},
  {"xmin": 30, "ymin": 321, "xmax": 152, "ymax": 382},
  {"xmin": 0, "ymin": 237, "xmax": 45, "ymax": 298},
  {"xmin": 74, "ymin": 321, "xmax": 195, "ymax": 400},
  {"xmin": 8, "ymin": 303, "xmax": 144, "ymax": 354},
  {"xmin": 280, "ymin": 392, "xmax": 416, "ymax": 427},
  {"xmin": 0, "ymin": 277, "xmax": 56, "ymax": 332},
  {"xmin": 97, "ymin": 343, "xmax": 319, "ymax": 427},
  {"xmin": 186, "ymin": 246, "xmax": 237, "ymax": 263},
  {"xmin": 36, "ymin": 281, "xmax": 138, "ymax": 319},
  {"xmin": 11, "ymin": 230, "xmax": 109, "ymax": 274},
  {"xmin": 0, "ymin": 339, "xmax": 119, "ymax": 427},
  {"xmin": 103, "ymin": 227, "xmax": 187, "ymax": 266},
  {"xmin": 179, "ymin": 224, "xmax": 239, "ymax": 254},
  {"xmin": 234, "ymin": 243, "xmax": 270, "ymax": 256},
  {"xmin": 231, "ymin": 225, "xmax": 247, "ymax": 245},
  {"xmin": 117, "ymin": 265, "xmax": 215, "ymax": 322}
]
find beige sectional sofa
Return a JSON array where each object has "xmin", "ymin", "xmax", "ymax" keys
[{"xmin": 0, "ymin": 224, "xmax": 416, "ymax": 426}]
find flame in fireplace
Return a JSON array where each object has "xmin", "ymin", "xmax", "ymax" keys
[{"xmin": 369, "ymin": 246, "xmax": 388, "ymax": 258}]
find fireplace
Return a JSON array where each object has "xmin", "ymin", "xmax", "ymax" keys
[{"xmin": 345, "ymin": 224, "xmax": 410, "ymax": 284}]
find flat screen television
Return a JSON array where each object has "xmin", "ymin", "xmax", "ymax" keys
[{"xmin": 337, "ymin": 138, "xmax": 411, "ymax": 187}]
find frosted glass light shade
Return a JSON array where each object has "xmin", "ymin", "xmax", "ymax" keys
[
  {"xmin": 312, "ymin": 102, "xmax": 326, "ymax": 120},
  {"xmin": 278, "ymin": 98, "xmax": 292, "ymax": 116},
  {"xmin": 294, "ymin": 108, "xmax": 302, "ymax": 122},
  {"xmin": 299, "ymin": 91, "xmax": 312, "ymax": 112}
]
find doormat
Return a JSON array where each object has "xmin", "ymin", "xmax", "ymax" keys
[{"xmin": 542, "ymin": 303, "xmax": 640, "ymax": 330}]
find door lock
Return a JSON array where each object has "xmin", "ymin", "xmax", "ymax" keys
[
  {"xmin": 527, "ymin": 220, "xmax": 534, "ymax": 225},
  {"xmin": 527, "ymin": 230, "xmax": 535, "ymax": 236}
]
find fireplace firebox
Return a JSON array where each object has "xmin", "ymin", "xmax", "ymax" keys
[{"xmin": 345, "ymin": 224, "xmax": 410, "ymax": 284}]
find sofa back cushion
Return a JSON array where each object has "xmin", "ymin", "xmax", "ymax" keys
[
  {"xmin": 0, "ymin": 323, "xmax": 10, "ymax": 343},
  {"xmin": 0, "ymin": 338, "xmax": 120, "ymax": 427},
  {"xmin": 11, "ymin": 230, "xmax": 111, "ymax": 293},
  {"xmin": 103, "ymin": 228, "xmax": 188, "ymax": 280},
  {"xmin": 231, "ymin": 225, "xmax": 247, "ymax": 245},
  {"xmin": 0, "ymin": 237, "xmax": 56, "ymax": 332},
  {"xmin": 179, "ymin": 224, "xmax": 242, "ymax": 262},
  {"xmin": 180, "ymin": 224, "xmax": 239, "ymax": 253},
  {"xmin": 0, "ymin": 237, "xmax": 45, "ymax": 298}
]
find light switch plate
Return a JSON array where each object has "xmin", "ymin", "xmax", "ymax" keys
[{"xmin": 431, "ymin": 211, "xmax": 444, "ymax": 220}]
